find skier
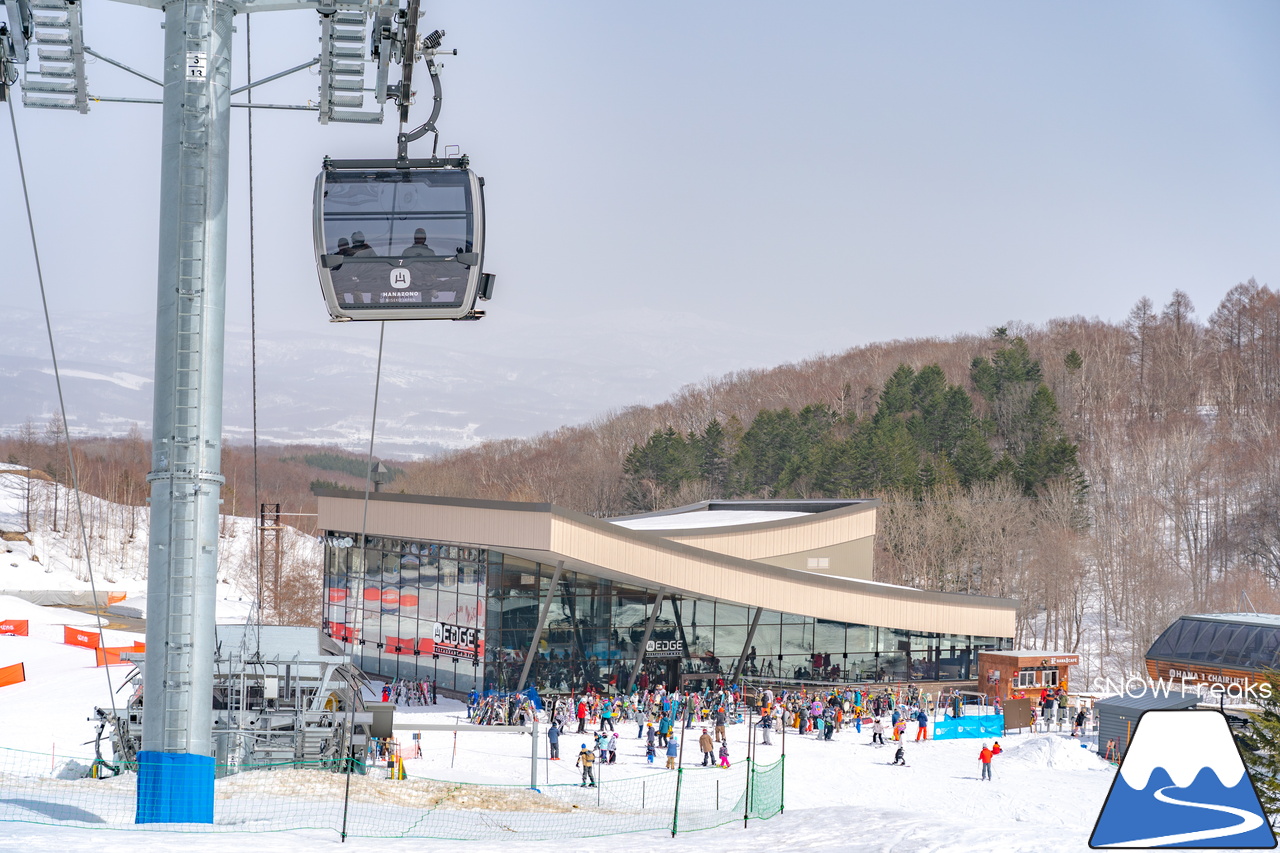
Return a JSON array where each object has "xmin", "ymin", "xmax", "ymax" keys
[
  {"xmin": 608, "ymin": 731, "xmax": 619, "ymax": 764},
  {"xmin": 699, "ymin": 728, "xmax": 715, "ymax": 766},
  {"xmin": 915, "ymin": 708, "xmax": 929, "ymax": 741},
  {"xmin": 979, "ymin": 743, "xmax": 994, "ymax": 781},
  {"xmin": 718, "ymin": 740, "xmax": 730, "ymax": 768},
  {"xmin": 547, "ymin": 720, "xmax": 561, "ymax": 760},
  {"xmin": 600, "ymin": 700, "xmax": 615, "ymax": 732},
  {"xmin": 594, "ymin": 730, "xmax": 609, "ymax": 763},
  {"xmin": 892, "ymin": 744, "xmax": 906, "ymax": 766},
  {"xmin": 714, "ymin": 706, "xmax": 727, "ymax": 742},
  {"xmin": 646, "ymin": 738, "xmax": 656, "ymax": 764},
  {"xmin": 871, "ymin": 718, "xmax": 885, "ymax": 746},
  {"xmin": 1073, "ymin": 707, "xmax": 1086, "ymax": 737},
  {"xmin": 576, "ymin": 698, "xmax": 588, "ymax": 734},
  {"xmin": 576, "ymin": 743, "xmax": 596, "ymax": 787},
  {"xmin": 760, "ymin": 714, "xmax": 773, "ymax": 746},
  {"xmin": 665, "ymin": 734, "xmax": 680, "ymax": 769}
]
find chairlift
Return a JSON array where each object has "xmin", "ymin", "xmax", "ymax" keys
[{"xmin": 313, "ymin": 155, "xmax": 494, "ymax": 321}]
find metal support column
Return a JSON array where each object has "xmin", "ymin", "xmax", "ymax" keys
[
  {"xmin": 625, "ymin": 591, "xmax": 665, "ymax": 693},
  {"xmin": 138, "ymin": 0, "xmax": 232, "ymax": 824},
  {"xmin": 515, "ymin": 560, "xmax": 562, "ymax": 694},
  {"xmin": 729, "ymin": 606, "xmax": 764, "ymax": 686}
]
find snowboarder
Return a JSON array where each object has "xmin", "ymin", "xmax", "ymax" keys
[
  {"xmin": 576, "ymin": 743, "xmax": 596, "ymax": 787},
  {"xmin": 892, "ymin": 745, "xmax": 906, "ymax": 766},
  {"xmin": 979, "ymin": 743, "xmax": 994, "ymax": 781}
]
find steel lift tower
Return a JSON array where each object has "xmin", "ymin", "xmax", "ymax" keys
[{"xmin": 2, "ymin": 0, "xmax": 451, "ymax": 823}]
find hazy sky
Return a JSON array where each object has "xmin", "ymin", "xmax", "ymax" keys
[{"xmin": 4, "ymin": 1, "xmax": 1280, "ymax": 415}]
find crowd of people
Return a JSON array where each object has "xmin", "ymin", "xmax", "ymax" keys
[{"xmin": 448, "ymin": 679, "xmax": 1094, "ymax": 787}]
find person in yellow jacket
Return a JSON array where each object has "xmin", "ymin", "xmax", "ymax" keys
[{"xmin": 576, "ymin": 743, "xmax": 596, "ymax": 787}]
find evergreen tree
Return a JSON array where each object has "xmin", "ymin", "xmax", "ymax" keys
[
  {"xmin": 695, "ymin": 419, "xmax": 730, "ymax": 496},
  {"xmin": 1241, "ymin": 669, "xmax": 1280, "ymax": 820},
  {"xmin": 875, "ymin": 364, "xmax": 916, "ymax": 421}
]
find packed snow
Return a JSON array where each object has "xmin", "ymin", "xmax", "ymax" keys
[{"xmin": 0, "ymin": 606, "xmax": 1122, "ymax": 851}]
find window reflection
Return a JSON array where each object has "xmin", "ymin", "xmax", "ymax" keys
[{"xmin": 322, "ymin": 534, "xmax": 1003, "ymax": 696}]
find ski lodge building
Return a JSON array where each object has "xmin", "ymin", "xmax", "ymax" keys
[{"xmin": 315, "ymin": 490, "xmax": 1017, "ymax": 697}]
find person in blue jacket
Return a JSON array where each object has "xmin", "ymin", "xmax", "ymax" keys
[
  {"xmin": 547, "ymin": 720, "xmax": 561, "ymax": 759},
  {"xmin": 665, "ymin": 734, "xmax": 680, "ymax": 769}
]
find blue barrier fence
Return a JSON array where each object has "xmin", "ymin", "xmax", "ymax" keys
[{"xmin": 932, "ymin": 714, "xmax": 1004, "ymax": 740}]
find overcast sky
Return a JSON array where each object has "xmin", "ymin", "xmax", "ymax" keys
[{"xmin": 4, "ymin": 1, "xmax": 1279, "ymax": 417}]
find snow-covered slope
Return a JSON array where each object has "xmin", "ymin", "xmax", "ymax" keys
[{"xmin": 0, "ymin": 470, "xmax": 317, "ymax": 622}]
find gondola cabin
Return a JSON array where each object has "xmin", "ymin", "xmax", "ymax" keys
[{"xmin": 314, "ymin": 157, "xmax": 494, "ymax": 321}]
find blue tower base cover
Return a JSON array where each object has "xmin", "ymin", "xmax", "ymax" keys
[{"xmin": 135, "ymin": 751, "xmax": 215, "ymax": 824}]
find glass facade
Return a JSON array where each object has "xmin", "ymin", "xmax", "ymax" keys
[
  {"xmin": 323, "ymin": 534, "xmax": 487, "ymax": 694},
  {"xmin": 323, "ymin": 531, "xmax": 1006, "ymax": 695}
]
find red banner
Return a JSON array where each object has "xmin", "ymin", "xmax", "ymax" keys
[
  {"xmin": 384, "ymin": 636, "xmax": 416, "ymax": 655},
  {"xmin": 95, "ymin": 646, "xmax": 135, "ymax": 666},
  {"xmin": 63, "ymin": 626, "xmax": 101, "ymax": 649},
  {"xmin": 0, "ymin": 620, "xmax": 29, "ymax": 636},
  {"xmin": 0, "ymin": 662, "xmax": 25, "ymax": 687},
  {"xmin": 132, "ymin": 641, "xmax": 146, "ymax": 652}
]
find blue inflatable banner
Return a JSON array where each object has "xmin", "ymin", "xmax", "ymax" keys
[{"xmin": 932, "ymin": 714, "xmax": 1004, "ymax": 740}]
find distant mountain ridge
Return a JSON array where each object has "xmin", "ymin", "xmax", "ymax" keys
[{"xmin": 0, "ymin": 308, "xmax": 821, "ymax": 458}]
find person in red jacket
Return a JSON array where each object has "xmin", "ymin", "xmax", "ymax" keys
[
  {"xmin": 576, "ymin": 699, "xmax": 588, "ymax": 733},
  {"xmin": 979, "ymin": 743, "xmax": 994, "ymax": 780}
]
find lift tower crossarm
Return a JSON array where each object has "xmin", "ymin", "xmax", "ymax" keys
[{"xmin": 111, "ymin": 0, "xmax": 387, "ymax": 12}]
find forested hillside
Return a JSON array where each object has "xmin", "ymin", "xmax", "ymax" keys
[
  {"xmin": 399, "ymin": 280, "xmax": 1280, "ymax": 671},
  {"xmin": 5, "ymin": 281, "xmax": 1279, "ymax": 672}
]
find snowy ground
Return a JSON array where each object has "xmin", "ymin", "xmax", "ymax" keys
[{"xmin": 0, "ymin": 596, "xmax": 1120, "ymax": 852}]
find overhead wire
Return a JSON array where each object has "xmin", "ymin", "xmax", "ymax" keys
[{"xmin": 7, "ymin": 99, "xmax": 120, "ymax": 722}]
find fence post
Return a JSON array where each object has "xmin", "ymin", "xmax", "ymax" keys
[
  {"xmin": 780, "ymin": 751, "xmax": 785, "ymax": 815},
  {"xmin": 743, "ymin": 704, "xmax": 754, "ymax": 828},
  {"xmin": 671, "ymin": 766, "xmax": 683, "ymax": 837}
]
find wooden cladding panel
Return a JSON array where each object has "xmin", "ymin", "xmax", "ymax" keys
[
  {"xmin": 658, "ymin": 507, "xmax": 877, "ymax": 560},
  {"xmin": 550, "ymin": 516, "xmax": 1014, "ymax": 638},
  {"xmin": 319, "ymin": 497, "xmax": 551, "ymax": 551}
]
